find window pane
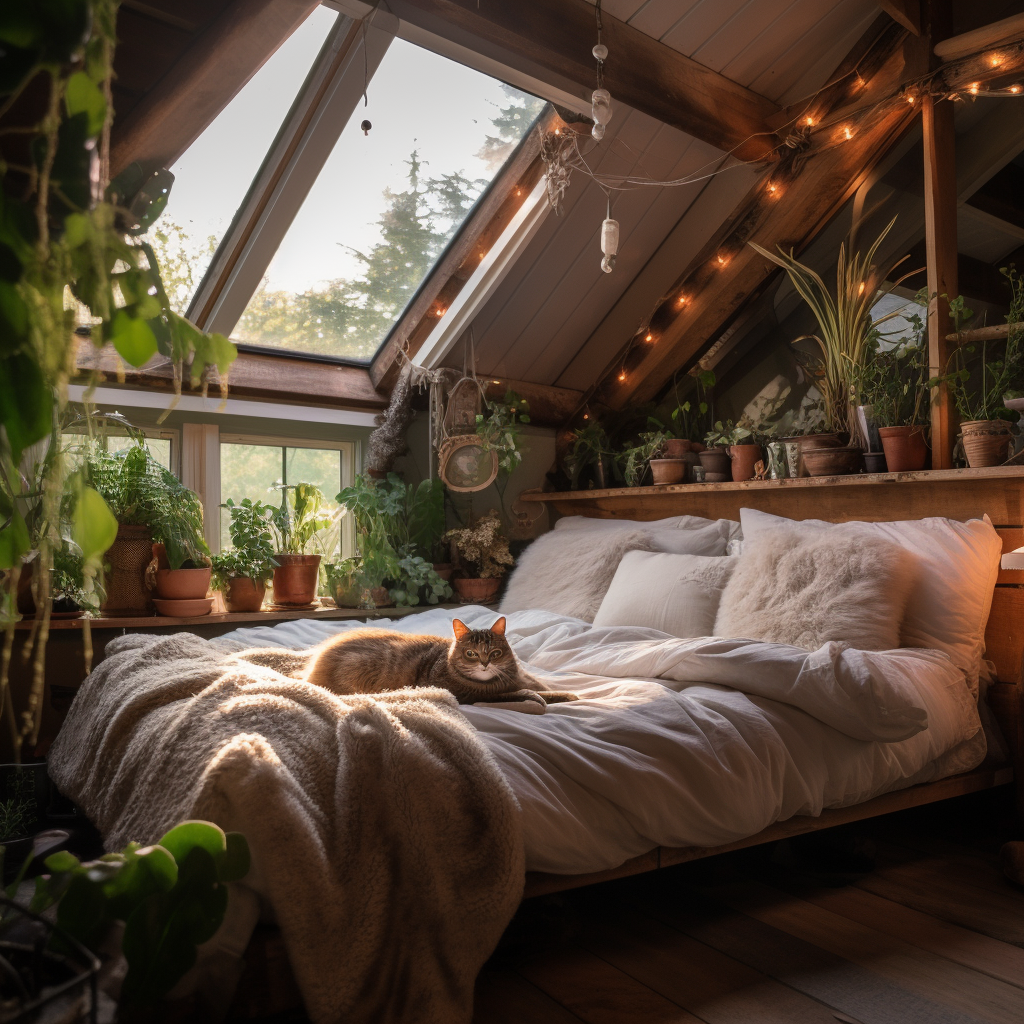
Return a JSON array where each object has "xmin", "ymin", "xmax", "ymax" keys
[
  {"xmin": 146, "ymin": 7, "xmax": 339, "ymax": 314},
  {"xmin": 105, "ymin": 435, "xmax": 172, "ymax": 471},
  {"xmin": 219, "ymin": 443, "xmax": 284, "ymax": 551},
  {"xmin": 285, "ymin": 447, "xmax": 344, "ymax": 561},
  {"xmin": 234, "ymin": 41, "xmax": 545, "ymax": 359}
]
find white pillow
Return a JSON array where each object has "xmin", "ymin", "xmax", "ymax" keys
[
  {"xmin": 553, "ymin": 514, "xmax": 739, "ymax": 555},
  {"xmin": 500, "ymin": 530, "xmax": 656, "ymax": 621},
  {"xmin": 714, "ymin": 529, "xmax": 916, "ymax": 652},
  {"xmin": 593, "ymin": 551, "xmax": 737, "ymax": 637},
  {"xmin": 740, "ymin": 508, "xmax": 1002, "ymax": 692}
]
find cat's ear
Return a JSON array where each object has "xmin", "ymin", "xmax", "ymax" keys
[
  {"xmin": 491, "ymin": 616, "xmax": 506, "ymax": 636},
  {"xmin": 452, "ymin": 618, "xmax": 469, "ymax": 639}
]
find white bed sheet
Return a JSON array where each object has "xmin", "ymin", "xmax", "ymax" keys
[{"xmin": 216, "ymin": 606, "xmax": 986, "ymax": 875}]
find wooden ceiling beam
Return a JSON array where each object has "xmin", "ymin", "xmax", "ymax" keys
[
  {"xmin": 577, "ymin": 25, "xmax": 918, "ymax": 414},
  {"xmin": 880, "ymin": 1, "xmax": 922, "ymax": 35},
  {"xmin": 385, "ymin": 0, "xmax": 780, "ymax": 161},
  {"xmin": 110, "ymin": 0, "xmax": 320, "ymax": 177}
]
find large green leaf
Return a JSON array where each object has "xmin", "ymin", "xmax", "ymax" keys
[
  {"xmin": 219, "ymin": 832, "xmax": 251, "ymax": 883},
  {"xmin": 72, "ymin": 486, "xmax": 117, "ymax": 564},
  {"xmin": 157, "ymin": 820, "xmax": 226, "ymax": 864},
  {"xmin": 65, "ymin": 71, "xmax": 106, "ymax": 136},
  {"xmin": 0, "ymin": 509, "xmax": 30, "ymax": 570},
  {"xmin": 109, "ymin": 308, "xmax": 158, "ymax": 367},
  {"xmin": 0, "ymin": 281, "xmax": 28, "ymax": 352},
  {"xmin": 0, "ymin": 352, "xmax": 51, "ymax": 462}
]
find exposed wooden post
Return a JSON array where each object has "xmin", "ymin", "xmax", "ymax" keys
[{"xmin": 922, "ymin": 0, "xmax": 958, "ymax": 469}]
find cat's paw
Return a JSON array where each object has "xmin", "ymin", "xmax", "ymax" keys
[{"xmin": 541, "ymin": 691, "xmax": 580, "ymax": 704}]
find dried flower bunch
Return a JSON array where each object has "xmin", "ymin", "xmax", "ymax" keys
[{"xmin": 445, "ymin": 511, "xmax": 514, "ymax": 579}]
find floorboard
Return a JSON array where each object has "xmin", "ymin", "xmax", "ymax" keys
[{"xmin": 474, "ymin": 790, "xmax": 1024, "ymax": 1024}]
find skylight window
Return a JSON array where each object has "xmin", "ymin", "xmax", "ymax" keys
[
  {"xmin": 146, "ymin": 7, "xmax": 339, "ymax": 314},
  {"xmin": 231, "ymin": 40, "xmax": 545, "ymax": 361}
]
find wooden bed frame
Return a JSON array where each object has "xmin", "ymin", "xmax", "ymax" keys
[{"xmin": 519, "ymin": 467, "xmax": 1024, "ymax": 898}]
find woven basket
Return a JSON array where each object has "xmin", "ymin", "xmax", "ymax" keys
[
  {"xmin": 100, "ymin": 524, "xmax": 154, "ymax": 617},
  {"xmin": 961, "ymin": 420, "xmax": 1013, "ymax": 468}
]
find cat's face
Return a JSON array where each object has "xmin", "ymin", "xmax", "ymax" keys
[{"xmin": 450, "ymin": 617, "xmax": 513, "ymax": 686}]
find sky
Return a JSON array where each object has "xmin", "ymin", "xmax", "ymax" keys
[{"xmin": 154, "ymin": 4, "xmax": 530, "ymax": 300}]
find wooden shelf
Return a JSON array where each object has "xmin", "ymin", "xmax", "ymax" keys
[
  {"xmin": 13, "ymin": 603, "xmax": 465, "ymax": 631},
  {"xmin": 520, "ymin": 465, "xmax": 1024, "ymax": 505}
]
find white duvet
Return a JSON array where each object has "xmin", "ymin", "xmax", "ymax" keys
[{"xmin": 216, "ymin": 606, "xmax": 986, "ymax": 875}]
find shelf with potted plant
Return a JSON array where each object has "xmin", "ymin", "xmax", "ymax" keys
[
  {"xmin": 211, "ymin": 498, "xmax": 279, "ymax": 613},
  {"xmin": 268, "ymin": 482, "xmax": 339, "ymax": 608}
]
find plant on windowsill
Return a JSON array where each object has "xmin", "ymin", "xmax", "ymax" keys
[
  {"xmin": 211, "ymin": 499, "xmax": 278, "ymax": 613},
  {"xmin": 928, "ymin": 278, "xmax": 1024, "ymax": 468},
  {"xmin": 87, "ymin": 441, "xmax": 211, "ymax": 616},
  {"xmin": 268, "ymin": 483, "xmax": 337, "ymax": 607},
  {"xmin": 445, "ymin": 510, "xmax": 514, "ymax": 604}
]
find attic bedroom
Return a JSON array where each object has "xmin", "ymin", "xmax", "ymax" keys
[{"xmin": 4, "ymin": 0, "xmax": 1024, "ymax": 1021}]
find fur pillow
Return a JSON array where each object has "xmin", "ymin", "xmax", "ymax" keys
[
  {"xmin": 713, "ymin": 528, "xmax": 916, "ymax": 651},
  {"xmin": 500, "ymin": 530, "xmax": 656, "ymax": 621}
]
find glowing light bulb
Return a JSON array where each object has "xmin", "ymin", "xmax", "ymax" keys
[
  {"xmin": 583, "ymin": 413, "xmax": 589, "ymax": 420},
  {"xmin": 989, "ymin": 53, "xmax": 1004, "ymax": 67},
  {"xmin": 645, "ymin": 332, "xmax": 653, "ymax": 342},
  {"xmin": 805, "ymin": 116, "xmax": 815, "ymax": 127},
  {"xmin": 858, "ymin": 282, "xmax": 866, "ymax": 295},
  {"xmin": 843, "ymin": 126, "xmax": 854, "ymax": 140},
  {"xmin": 515, "ymin": 188, "xmax": 522, "ymax": 196},
  {"xmin": 677, "ymin": 295, "xmax": 687, "ymax": 306},
  {"xmin": 969, "ymin": 82, "xmax": 980, "ymax": 95},
  {"xmin": 433, "ymin": 307, "xmax": 446, "ymax": 317},
  {"xmin": 1012, "ymin": 85, "xmax": 1022, "ymax": 95},
  {"xmin": 906, "ymin": 92, "xmax": 916, "ymax": 104},
  {"xmin": 618, "ymin": 371, "xmax": 627, "ymax": 382},
  {"xmin": 716, "ymin": 254, "xmax": 726, "ymax": 266},
  {"xmin": 767, "ymin": 182, "xmax": 778, "ymax": 195}
]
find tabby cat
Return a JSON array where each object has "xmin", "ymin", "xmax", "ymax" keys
[{"xmin": 303, "ymin": 616, "xmax": 578, "ymax": 707}]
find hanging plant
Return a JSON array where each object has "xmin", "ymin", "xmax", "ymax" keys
[{"xmin": 0, "ymin": 0, "xmax": 238, "ymax": 750}]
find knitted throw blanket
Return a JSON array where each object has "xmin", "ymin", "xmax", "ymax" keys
[{"xmin": 48, "ymin": 632, "xmax": 524, "ymax": 1023}]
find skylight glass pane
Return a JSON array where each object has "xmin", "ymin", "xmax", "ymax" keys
[
  {"xmin": 233, "ymin": 40, "xmax": 545, "ymax": 361},
  {"xmin": 146, "ymin": 6, "xmax": 339, "ymax": 314}
]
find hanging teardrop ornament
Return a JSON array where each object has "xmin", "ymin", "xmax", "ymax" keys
[{"xmin": 591, "ymin": 88, "xmax": 613, "ymax": 141}]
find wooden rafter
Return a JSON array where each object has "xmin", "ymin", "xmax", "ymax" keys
[
  {"xmin": 879, "ymin": 0, "xmax": 922, "ymax": 35},
  {"xmin": 576, "ymin": 23, "xmax": 1024, "ymax": 415},
  {"xmin": 385, "ymin": 0, "xmax": 780, "ymax": 162},
  {"xmin": 110, "ymin": 0, "xmax": 320, "ymax": 176},
  {"xmin": 370, "ymin": 107, "xmax": 561, "ymax": 390}
]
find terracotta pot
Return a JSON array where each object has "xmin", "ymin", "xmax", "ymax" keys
[
  {"xmin": 100, "ymin": 525, "xmax": 154, "ymax": 617},
  {"xmin": 224, "ymin": 577, "xmax": 266, "ymax": 613},
  {"xmin": 793, "ymin": 433, "xmax": 844, "ymax": 476},
  {"xmin": 366, "ymin": 586, "xmax": 393, "ymax": 609},
  {"xmin": 697, "ymin": 447, "xmax": 731, "ymax": 482},
  {"xmin": 801, "ymin": 445, "xmax": 864, "ymax": 477},
  {"xmin": 878, "ymin": 425, "xmax": 928, "ymax": 473},
  {"xmin": 728, "ymin": 443, "xmax": 762, "ymax": 482},
  {"xmin": 661, "ymin": 439, "xmax": 691, "ymax": 458},
  {"xmin": 961, "ymin": 420, "xmax": 1013, "ymax": 468},
  {"xmin": 432, "ymin": 563, "xmax": 453, "ymax": 582},
  {"xmin": 155, "ymin": 566, "xmax": 211, "ymax": 601},
  {"xmin": 330, "ymin": 576, "xmax": 362, "ymax": 608},
  {"xmin": 649, "ymin": 458, "xmax": 687, "ymax": 485},
  {"xmin": 863, "ymin": 451, "xmax": 888, "ymax": 474},
  {"xmin": 153, "ymin": 597, "xmax": 213, "ymax": 617},
  {"xmin": 453, "ymin": 577, "xmax": 501, "ymax": 603},
  {"xmin": 272, "ymin": 554, "xmax": 322, "ymax": 606}
]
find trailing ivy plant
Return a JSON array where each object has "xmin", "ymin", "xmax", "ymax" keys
[
  {"xmin": 475, "ymin": 388, "xmax": 530, "ymax": 473},
  {"xmin": 0, "ymin": 0, "xmax": 238, "ymax": 750}
]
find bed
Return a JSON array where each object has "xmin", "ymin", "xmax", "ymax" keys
[{"xmin": 214, "ymin": 467, "xmax": 1023, "ymax": 897}]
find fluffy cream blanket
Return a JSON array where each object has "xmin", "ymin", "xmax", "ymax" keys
[{"xmin": 47, "ymin": 632, "xmax": 524, "ymax": 1024}]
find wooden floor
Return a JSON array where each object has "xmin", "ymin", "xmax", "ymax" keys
[{"xmin": 475, "ymin": 789, "xmax": 1024, "ymax": 1024}]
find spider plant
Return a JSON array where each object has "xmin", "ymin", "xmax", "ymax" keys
[{"xmin": 749, "ymin": 217, "xmax": 921, "ymax": 441}]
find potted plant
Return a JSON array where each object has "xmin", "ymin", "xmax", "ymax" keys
[
  {"xmin": 750, "ymin": 218, "xmax": 920, "ymax": 452},
  {"xmin": 566, "ymin": 421, "xmax": 613, "ymax": 490},
  {"xmin": 616, "ymin": 431, "xmax": 667, "ymax": 487},
  {"xmin": 211, "ymin": 499, "xmax": 278, "ymax": 612},
  {"xmin": 445, "ymin": 510, "xmax": 514, "ymax": 603},
  {"xmin": 269, "ymin": 483, "xmax": 336, "ymax": 607},
  {"xmin": 931, "ymin": 288, "xmax": 1024, "ymax": 468},
  {"xmin": 701, "ymin": 421, "xmax": 760, "ymax": 481},
  {"xmin": 856, "ymin": 331, "xmax": 931, "ymax": 473}
]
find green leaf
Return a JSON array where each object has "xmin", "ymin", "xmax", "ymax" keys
[
  {"xmin": 0, "ymin": 280, "xmax": 28, "ymax": 346},
  {"xmin": 72, "ymin": 486, "xmax": 117, "ymax": 565},
  {"xmin": 158, "ymin": 820, "xmax": 227, "ymax": 864},
  {"xmin": 109, "ymin": 309, "xmax": 158, "ymax": 367},
  {"xmin": 44, "ymin": 850, "xmax": 81, "ymax": 873},
  {"xmin": 65, "ymin": 70, "xmax": 106, "ymax": 136},
  {"xmin": 0, "ymin": 352, "xmax": 51, "ymax": 463},
  {"xmin": 0, "ymin": 510, "xmax": 31, "ymax": 570},
  {"xmin": 219, "ymin": 832, "xmax": 250, "ymax": 883},
  {"xmin": 63, "ymin": 211, "xmax": 91, "ymax": 249},
  {"xmin": 55, "ymin": 873, "xmax": 107, "ymax": 945}
]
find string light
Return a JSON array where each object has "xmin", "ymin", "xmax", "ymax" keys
[
  {"xmin": 905, "ymin": 91, "xmax": 916, "ymax": 104},
  {"xmin": 969, "ymin": 82, "xmax": 980, "ymax": 95},
  {"xmin": 716, "ymin": 254, "xmax": 728, "ymax": 266},
  {"xmin": 804, "ymin": 116, "xmax": 815, "ymax": 127},
  {"xmin": 767, "ymin": 181, "xmax": 779, "ymax": 196},
  {"xmin": 617, "ymin": 370, "xmax": 627, "ymax": 382},
  {"xmin": 1012, "ymin": 85, "xmax": 1022, "ymax": 95},
  {"xmin": 515, "ymin": 188, "xmax": 522, "ymax": 196},
  {"xmin": 645, "ymin": 332, "xmax": 653, "ymax": 342},
  {"xmin": 433, "ymin": 307, "xmax": 445, "ymax": 317},
  {"xmin": 583, "ymin": 412, "xmax": 589, "ymax": 420},
  {"xmin": 988, "ymin": 53, "xmax": 1004, "ymax": 67},
  {"xmin": 843, "ymin": 126, "xmax": 854, "ymax": 140},
  {"xmin": 677, "ymin": 295, "xmax": 687, "ymax": 307}
]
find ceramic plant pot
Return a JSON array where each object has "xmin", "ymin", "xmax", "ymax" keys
[
  {"xmin": 698, "ymin": 448, "xmax": 731, "ymax": 483},
  {"xmin": 330, "ymin": 576, "xmax": 363, "ymax": 608},
  {"xmin": 154, "ymin": 566, "xmax": 211, "ymax": 601},
  {"xmin": 272, "ymin": 554, "xmax": 322, "ymax": 606},
  {"xmin": 878, "ymin": 425, "xmax": 928, "ymax": 473},
  {"xmin": 100, "ymin": 524, "xmax": 154, "ymax": 617},
  {"xmin": 432, "ymin": 563, "xmax": 454, "ymax": 582},
  {"xmin": 961, "ymin": 420, "xmax": 1013, "ymax": 468},
  {"xmin": 660, "ymin": 439, "xmax": 691, "ymax": 459},
  {"xmin": 801, "ymin": 445, "xmax": 864, "ymax": 477},
  {"xmin": 862, "ymin": 451, "xmax": 888, "ymax": 474},
  {"xmin": 649, "ymin": 458, "xmax": 687, "ymax": 485},
  {"xmin": 153, "ymin": 597, "xmax": 213, "ymax": 617},
  {"xmin": 728, "ymin": 443, "xmax": 762, "ymax": 482},
  {"xmin": 794, "ymin": 433, "xmax": 844, "ymax": 477},
  {"xmin": 365, "ymin": 586, "xmax": 393, "ymax": 609},
  {"xmin": 452, "ymin": 577, "xmax": 501, "ymax": 603},
  {"xmin": 224, "ymin": 577, "xmax": 266, "ymax": 613}
]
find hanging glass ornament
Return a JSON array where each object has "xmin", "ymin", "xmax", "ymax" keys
[
  {"xmin": 600, "ymin": 216, "xmax": 619, "ymax": 273},
  {"xmin": 592, "ymin": 88, "xmax": 613, "ymax": 141}
]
